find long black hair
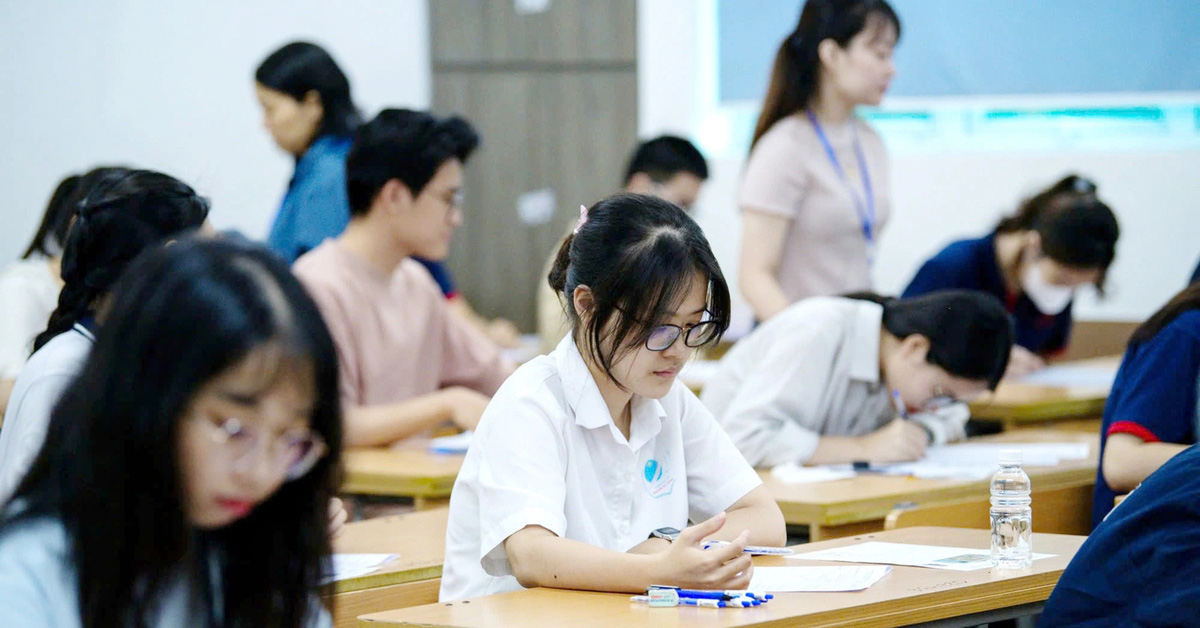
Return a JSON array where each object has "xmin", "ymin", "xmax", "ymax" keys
[
  {"xmin": 20, "ymin": 174, "xmax": 81, "ymax": 259},
  {"xmin": 846, "ymin": 290, "xmax": 1013, "ymax": 389},
  {"xmin": 256, "ymin": 41, "xmax": 361, "ymax": 140},
  {"xmin": 6, "ymin": 237, "xmax": 343, "ymax": 628},
  {"xmin": 1129, "ymin": 283, "xmax": 1200, "ymax": 347},
  {"xmin": 751, "ymin": 0, "xmax": 901, "ymax": 148},
  {"xmin": 548, "ymin": 193, "xmax": 731, "ymax": 386},
  {"xmin": 32, "ymin": 169, "xmax": 209, "ymax": 352},
  {"xmin": 995, "ymin": 174, "xmax": 1120, "ymax": 292}
]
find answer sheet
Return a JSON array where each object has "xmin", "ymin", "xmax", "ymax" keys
[
  {"xmin": 790, "ymin": 541, "xmax": 1053, "ymax": 571},
  {"xmin": 748, "ymin": 565, "xmax": 892, "ymax": 592}
]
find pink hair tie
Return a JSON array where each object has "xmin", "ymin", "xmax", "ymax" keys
[{"xmin": 573, "ymin": 204, "xmax": 588, "ymax": 234}]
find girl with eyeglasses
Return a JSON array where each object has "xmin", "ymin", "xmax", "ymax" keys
[
  {"xmin": 702, "ymin": 291, "xmax": 1013, "ymax": 468},
  {"xmin": 439, "ymin": 194, "xmax": 785, "ymax": 602},
  {"xmin": 0, "ymin": 237, "xmax": 341, "ymax": 627},
  {"xmin": 0, "ymin": 168, "xmax": 209, "ymax": 503},
  {"xmin": 903, "ymin": 174, "xmax": 1120, "ymax": 378}
]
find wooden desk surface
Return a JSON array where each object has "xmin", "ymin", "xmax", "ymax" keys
[
  {"xmin": 764, "ymin": 430, "xmax": 1099, "ymax": 539},
  {"xmin": 329, "ymin": 508, "xmax": 449, "ymax": 628},
  {"xmin": 969, "ymin": 356, "xmax": 1119, "ymax": 425},
  {"xmin": 341, "ymin": 441, "xmax": 464, "ymax": 500},
  {"xmin": 358, "ymin": 526, "xmax": 1085, "ymax": 628}
]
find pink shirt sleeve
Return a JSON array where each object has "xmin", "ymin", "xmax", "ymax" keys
[{"xmin": 293, "ymin": 265, "xmax": 363, "ymax": 407}]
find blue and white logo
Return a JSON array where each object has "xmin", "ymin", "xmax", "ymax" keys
[{"xmin": 643, "ymin": 457, "xmax": 675, "ymax": 498}]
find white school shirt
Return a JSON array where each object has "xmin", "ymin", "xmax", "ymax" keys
[
  {"xmin": 439, "ymin": 336, "xmax": 762, "ymax": 602},
  {"xmin": 0, "ymin": 324, "xmax": 94, "ymax": 503},
  {"xmin": 0, "ymin": 257, "xmax": 60, "ymax": 379},
  {"xmin": 701, "ymin": 297, "xmax": 968, "ymax": 467}
]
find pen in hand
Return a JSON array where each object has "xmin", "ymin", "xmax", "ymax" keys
[{"xmin": 891, "ymin": 389, "xmax": 909, "ymax": 420}]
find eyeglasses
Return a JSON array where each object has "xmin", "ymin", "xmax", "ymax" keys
[
  {"xmin": 193, "ymin": 415, "xmax": 328, "ymax": 481},
  {"xmin": 645, "ymin": 320, "xmax": 722, "ymax": 352}
]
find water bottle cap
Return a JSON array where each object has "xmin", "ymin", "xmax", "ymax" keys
[{"xmin": 998, "ymin": 449, "xmax": 1022, "ymax": 466}]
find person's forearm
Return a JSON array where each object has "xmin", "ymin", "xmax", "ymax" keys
[
  {"xmin": 344, "ymin": 394, "xmax": 450, "ymax": 447},
  {"xmin": 739, "ymin": 270, "xmax": 791, "ymax": 322},
  {"xmin": 1103, "ymin": 438, "xmax": 1189, "ymax": 493},
  {"xmin": 806, "ymin": 435, "xmax": 865, "ymax": 465},
  {"xmin": 507, "ymin": 533, "xmax": 663, "ymax": 592},
  {"xmin": 721, "ymin": 503, "xmax": 787, "ymax": 547}
]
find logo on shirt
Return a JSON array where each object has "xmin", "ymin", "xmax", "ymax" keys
[{"xmin": 643, "ymin": 457, "xmax": 675, "ymax": 498}]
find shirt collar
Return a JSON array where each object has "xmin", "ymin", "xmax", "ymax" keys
[
  {"xmin": 848, "ymin": 300, "xmax": 883, "ymax": 383},
  {"xmin": 552, "ymin": 336, "xmax": 667, "ymax": 449}
]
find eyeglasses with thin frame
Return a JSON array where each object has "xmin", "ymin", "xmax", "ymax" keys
[
  {"xmin": 644, "ymin": 319, "xmax": 722, "ymax": 352},
  {"xmin": 192, "ymin": 414, "xmax": 327, "ymax": 481}
]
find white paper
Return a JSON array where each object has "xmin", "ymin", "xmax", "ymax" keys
[
  {"xmin": 790, "ymin": 541, "xmax": 1054, "ymax": 572},
  {"xmin": 749, "ymin": 565, "xmax": 891, "ymax": 592},
  {"xmin": 1018, "ymin": 364, "xmax": 1117, "ymax": 390},
  {"xmin": 872, "ymin": 441, "xmax": 1090, "ymax": 480},
  {"xmin": 678, "ymin": 359, "xmax": 719, "ymax": 389},
  {"xmin": 323, "ymin": 553, "xmax": 399, "ymax": 584},
  {"xmin": 516, "ymin": 188, "xmax": 556, "ymax": 225},
  {"xmin": 429, "ymin": 430, "xmax": 473, "ymax": 454},
  {"xmin": 514, "ymin": 0, "xmax": 551, "ymax": 15},
  {"xmin": 771, "ymin": 462, "xmax": 856, "ymax": 484}
]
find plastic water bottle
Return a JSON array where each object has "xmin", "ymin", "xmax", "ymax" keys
[{"xmin": 990, "ymin": 449, "xmax": 1032, "ymax": 569}]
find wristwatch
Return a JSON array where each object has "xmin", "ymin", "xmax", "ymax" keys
[{"xmin": 650, "ymin": 527, "xmax": 681, "ymax": 542}]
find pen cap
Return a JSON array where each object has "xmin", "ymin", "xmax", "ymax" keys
[{"xmin": 998, "ymin": 449, "xmax": 1022, "ymax": 467}]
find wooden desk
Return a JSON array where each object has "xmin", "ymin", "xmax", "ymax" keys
[
  {"xmin": 764, "ymin": 430, "xmax": 1098, "ymax": 540},
  {"xmin": 341, "ymin": 443, "xmax": 464, "ymax": 509},
  {"xmin": 329, "ymin": 508, "xmax": 449, "ymax": 628},
  {"xmin": 358, "ymin": 526, "xmax": 1085, "ymax": 627},
  {"xmin": 969, "ymin": 356, "xmax": 1119, "ymax": 430}
]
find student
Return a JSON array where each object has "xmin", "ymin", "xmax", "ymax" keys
[
  {"xmin": 1091, "ymin": 282, "xmax": 1200, "ymax": 526},
  {"xmin": 0, "ymin": 172, "xmax": 82, "ymax": 414},
  {"xmin": 440, "ymin": 194, "xmax": 786, "ymax": 602},
  {"xmin": 0, "ymin": 169, "xmax": 210, "ymax": 503},
  {"xmin": 0, "ymin": 238, "xmax": 340, "ymax": 627},
  {"xmin": 1040, "ymin": 444, "xmax": 1200, "ymax": 626},
  {"xmin": 903, "ymin": 175, "xmax": 1120, "ymax": 377},
  {"xmin": 255, "ymin": 41, "xmax": 361, "ymax": 264},
  {"xmin": 293, "ymin": 109, "xmax": 513, "ymax": 447},
  {"xmin": 702, "ymin": 291, "xmax": 1012, "ymax": 468},
  {"xmin": 738, "ymin": 0, "xmax": 899, "ymax": 322},
  {"xmin": 536, "ymin": 135, "xmax": 711, "ymax": 352}
]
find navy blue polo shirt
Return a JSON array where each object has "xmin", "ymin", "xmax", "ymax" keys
[
  {"xmin": 1041, "ymin": 443, "xmax": 1200, "ymax": 626},
  {"xmin": 413, "ymin": 257, "xmax": 457, "ymax": 299},
  {"xmin": 1091, "ymin": 309, "xmax": 1200, "ymax": 527},
  {"xmin": 902, "ymin": 233, "xmax": 1072, "ymax": 355}
]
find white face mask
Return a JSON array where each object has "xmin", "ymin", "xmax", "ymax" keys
[{"xmin": 1022, "ymin": 261, "xmax": 1075, "ymax": 314}]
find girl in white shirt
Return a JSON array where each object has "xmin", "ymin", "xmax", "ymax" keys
[
  {"xmin": 703, "ymin": 291, "xmax": 1013, "ymax": 468},
  {"xmin": 440, "ymin": 194, "xmax": 785, "ymax": 601},
  {"xmin": 0, "ymin": 238, "xmax": 340, "ymax": 627}
]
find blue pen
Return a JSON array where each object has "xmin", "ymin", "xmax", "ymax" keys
[
  {"xmin": 631, "ymin": 596, "xmax": 728, "ymax": 608},
  {"xmin": 891, "ymin": 389, "xmax": 909, "ymax": 420}
]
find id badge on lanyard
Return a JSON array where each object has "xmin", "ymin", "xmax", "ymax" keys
[{"xmin": 806, "ymin": 110, "xmax": 876, "ymax": 266}]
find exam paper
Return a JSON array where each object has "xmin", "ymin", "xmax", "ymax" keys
[
  {"xmin": 790, "ymin": 541, "xmax": 1054, "ymax": 572},
  {"xmin": 322, "ymin": 553, "xmax": 399, "ymax": 584},
  {"xmin": 876, "ymin": 441, "xmax": 1090, "ymax": 479},
  {"xmin": 430, "ymin": 430, "xmax": 473, "ymax": 454},
  {"xmin": 770, "ymin": 462, "xmax": 856, "ymax": 484},
  {"xmin": 748, "ymin": 565, "xmax": 891, "ymax": 592},
  {"xmin": 1017, "ymin": 364, "xmax": 1117, "ymax": 390}
]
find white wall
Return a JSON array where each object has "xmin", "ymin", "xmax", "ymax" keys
[
  {"xmin": 638, "ymin": 0, "xmax": 1200, "ymax": 327},
  {"xmin": 0, "ymin": 0, "xmax": 430, "ymax": 263}
]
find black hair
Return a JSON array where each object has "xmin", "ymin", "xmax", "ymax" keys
[
  {"xmin": 624, "ymin": 135, "xmax": 709, "ymax": 185},
  {"xmin": 752, "ymin": 0, "xmax": 901, "ymax": 148},
  {"xmin": 345, "ymin": 108, "xmax": 480, "ymax": 216},
  {"xmin": 255, "ymin": 41, "xmax": 361, "ymax": 140},
  {"xmin": 6, "ymin": 237, "xmax": 343, "ymax": 628},
  {"xmin": 995, "ymin": 174, "xmax": 1120, "ymax": 292},
  {"xmin": 32, "ymin": 168, "xmax": 210, "ymax": 352},
  {"xmin": 548, "ymin": 193, "xmax": 731, "ymax": 386},
  {"xmin": 1129, "ymin": 282, "xmax": 1200, "ymax": 347},
  {"xmin": 21, "ymin": 174, "xmax": 81, "ymax": 259},
  {"xmin": 846, "ymin": 290, "xmax": 1013, "ymax": 389}
]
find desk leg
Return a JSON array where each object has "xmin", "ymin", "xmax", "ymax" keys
[{"xmin": 809, "ymin": 519, "xmax": 886, "ymax": 542}]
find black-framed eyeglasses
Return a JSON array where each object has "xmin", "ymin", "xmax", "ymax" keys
[{"xmin": 645, "ymin": 320, "xmax": 722, "ymax": 352}]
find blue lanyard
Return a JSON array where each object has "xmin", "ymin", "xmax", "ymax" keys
[{"xmin": 805, "ymin": 110, "xmax": 876, "ymax": 247}]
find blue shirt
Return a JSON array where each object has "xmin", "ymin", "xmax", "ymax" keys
[
  {"xmin": 1091, "ymin": 309, "xmax": 1200, "ymax": 527},
  {"xmin": 1040, "ymin": 444, "xmax": 1200, "ymax": 627},
  {"xmin": 903, "ymin": 233, "xmax": 1072, "ymax": 355},
  {"xmin": 266, "ymin": 134, "xmax": 353, "ymax": 264},
  {"xmin": 414, "ymin": 257, "xmax": 457, "ymax": 299}
]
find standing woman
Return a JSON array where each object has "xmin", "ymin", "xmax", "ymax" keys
[
  {"xmin": 0, "ymin": 238, "xmax": 340, "ymax": 626},
  {"xmin": 255, "ymin": 41, "xmax": 362, "ymax": 264},
  {"xmin": 739, "ymin": 0, "xmax": 900, "ymax": 322}
]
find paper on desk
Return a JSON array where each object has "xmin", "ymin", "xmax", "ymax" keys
[
  {"xmin": 875, "ymin": 441, "xmax": 1090, "ymax": 480},
  {"xmin": 771, "ymin": 462, "xmax": 856, "ymax": 484},
  {"xmin": 322, "ymin": 553, "xmax": 399, "ymax": 584},
  {"xmin": 749, "ymin": 565, "xmax": 891, "ymax": 592},
  {"xmin": 430, "ymin": 430, "xmax": 473, "ymax": 454},
  {"xmin": 1017, "ymin": 364, "xmax": 1117, "ymax": 390},
  {"xmin": 790, "ymin": 542, "xmax": 1054, "ymax": 571}
]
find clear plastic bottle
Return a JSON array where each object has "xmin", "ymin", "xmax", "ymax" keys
[{"xmin": 990, "ymin": 449, "xmax": 1033, "ymax": 569}]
